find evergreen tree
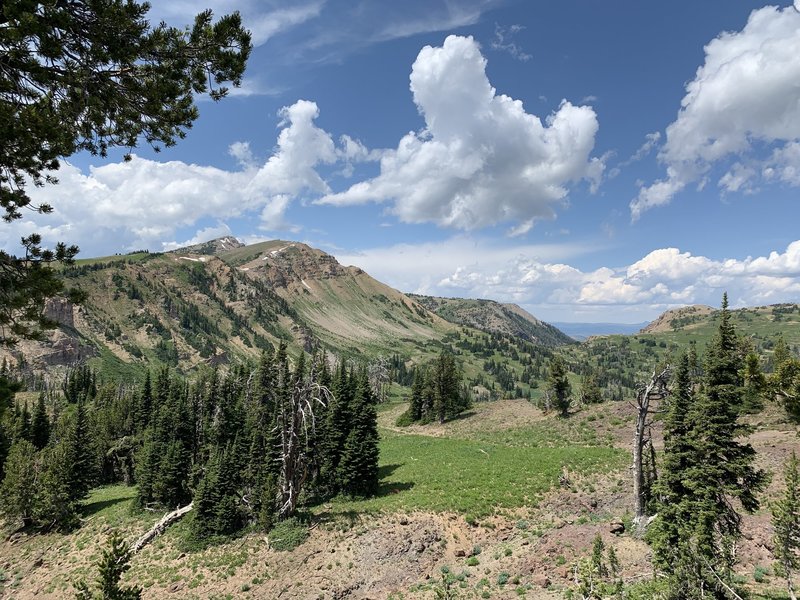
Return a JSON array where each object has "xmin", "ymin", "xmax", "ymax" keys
[
  {"xmin": 649, "ymin": 353, "xmax": 698, "ymax": 588},
  {"xmin": 134, "ymin": 430, "xmax": 158, "ymax": 508},
  {"xmin": 771, "ymin": 357, "xmax": 800, "ymax": 423},
  {"xmin": 772, "ymin": 451, "xmax": 800, "ymax": 600},
  {"xmin": 409, "ymin": 368, "xmax": 426, "ymax": 422},
  {"xmin": 31, "ymin": 393, "xmax": 50, "ymax": 450},
  {"xmin": 547, "ymin": 356, "xmax": 572, "ymax": 417},
  {"xmin": 65, "ymin": 400, "xmax": 96, "ymax": 502},
  {"xmin": 579, "ymin": 372, "xmax": 603, "ymax": 405},
  {"xmin": 432, "ymin": 351, "xmax": 461, "ymax": 424},
  {"xmin": 317, "ymin": 361, "xmax": 353, "ymax": 497},
  {"xmin": 35, "ymin": 442, "xmax": 79, "ymax": 530},
  {"xmin": 740, "ymin": 351, "xmax": 766, "ymax": 413},
  {"xmin": 0, "ymin": 440, "xmax": 38, "ymax": 526},
  {"xmin": 337, "ymin": 373, "xmax": 380, "ymax": 497},
  {"xmin": 192, "ymin": 442, "xmax": 243, "ymax": 538},
  {"xmin": 649, "ymin": 294, "xmax": 767, "ymax": 598},
  {"xmin": 14, "ymin": 401, "xmax": 32, "ymax": 442},
  {"xmin": 74, "ymin": 531, "xmax": 141, "ymax": 600},
  {"xmin": 774, "ymin": 335, "xmax": 792, "ymax": 370},
  {"xmin": 152, "ymin": 439, "xmax": 190, "ymax": 508}
]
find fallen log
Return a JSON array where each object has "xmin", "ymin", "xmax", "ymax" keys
[{"xmin": 131, "ymin": 502, "xmax": 193, "ymax": 554}]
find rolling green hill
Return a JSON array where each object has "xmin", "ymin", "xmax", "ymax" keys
[{"xmin": 560, "ymin": 301, "xmax": 800, "ymax": 399}]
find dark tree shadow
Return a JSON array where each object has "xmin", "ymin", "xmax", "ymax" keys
[
  {"xmin": 444, "ymin": 410, "xmax": 476, "ymax": 423},
  {"xmin": 376, "ymin": 480, "xmax": 414, "ymax": 497},
  {"xmin": 378, "ymin": 463, "xmax": 402, "ymax": 479},
  {"xmin": 81, "ymin": 496, "xmax": 130, "ymax": 518}
]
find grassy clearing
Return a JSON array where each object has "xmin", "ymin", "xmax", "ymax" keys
[
  {"xmin": 323, "ymin": 430, "xmax": 625, "ymax": 517},
  {"xmin": 469, "ymin": 419, "xmax": 613, "ymax": 448}
]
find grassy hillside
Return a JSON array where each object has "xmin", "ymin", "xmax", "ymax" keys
[
  {"xmin": 3, "ymin": 240, "xmax": 564, "ymax": 400},
  {"xmin": 411, "ymin": 294, "xmax": 574, "ymax": 348},
  {"xmin": 560, "ymin": 302, "xmax": 800, "ymax": 400}
]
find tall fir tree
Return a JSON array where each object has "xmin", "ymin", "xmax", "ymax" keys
[
  {"xmin": 547, "ymin": 356, "xmax": 572, "ymax": 417},
  {"xmin": 649, "ymin": 294, "xmax": 767, "ymax": 598},
  {"xmin": 337, "ymin": 373, "xmax": 380, "ymax": 497},
  {"xmin": 65, "ymin": 399, "xmax": 96, "ymax": 503},
  {"xmin": 649, "ymin": 353, "xmax": 701, "ymax": 591},
  {"xmin": 0, "ymin": 440, "xmax": 38, "ymax": 526},
  {"xmin": 31, "ymin": 393, "xmax": 50, "ymax": 450}
]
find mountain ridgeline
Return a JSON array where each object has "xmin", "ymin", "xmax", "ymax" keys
[
  {"xmin": 1, "ymin": 239, "xmax": 573, "ymax": 398},
  {"xmin": 410, "ymin": 294, "xmax": 575, "ymax": 347}
]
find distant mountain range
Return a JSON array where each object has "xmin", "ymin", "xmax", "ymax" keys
[{"xmin": 550, "ymin": 322, "xmax": 651, "ymax": 341}]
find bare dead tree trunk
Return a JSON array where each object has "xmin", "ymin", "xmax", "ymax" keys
[
  {"xmin": 277, "ymin": 356, "xmax": 332, "ymax": 519},
  {"xmin": 368, "ymin": 355, "xmax": 391, "ymax": 403},
  {"xmin": 131, "ymin": 502, "xmax": 193, "ymax": 554},
  {"xmin": 632, "ymin": 366, "xmax": 670, "ymax": 531}
]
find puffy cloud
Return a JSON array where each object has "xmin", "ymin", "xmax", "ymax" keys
[
  {"xmin": 336, "ymin": 238, "xmax": 800, "ymax": 321},
  {"xmin": 633, "ymin": 6, "xmax": 800, "ymax": 219},
  {"xmin": 4, "ymin": 100, "xmax": 362, "ymax": 255},
  {"xmin": 319, "ymin": 35, "xmax": 602, "ymax": 231},
  {"xmin": 247, "ymin": 100, "xmax": 337, "ymax": 201}
]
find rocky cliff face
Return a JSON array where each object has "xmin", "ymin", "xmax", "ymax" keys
[
  {"xmin": 44, "ymin": 297, "xmax": 75, "ymax": 328},
  {"xmin": 235, "ymin": 243, "xmax": 350, "ymax": 289}
]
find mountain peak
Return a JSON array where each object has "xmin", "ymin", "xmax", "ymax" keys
[{"xmin": 171, "ymin": 236, "xmax": 244, "ymax": 256}]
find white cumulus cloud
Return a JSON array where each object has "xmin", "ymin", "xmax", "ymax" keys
[
  {"xmin": 633, "ymin": 6, "xmax": 800, "ymax": 220},
  {"xmin": 336, "ymin": 238, "xmax": 800, "ymax": 321},
  {"xmin": 318, "ymin": 35, "xmax": 603, "ymax": 231},
  {"xmin": 4, "ymin": 100, "xmax": 370, "ymax": 256}
]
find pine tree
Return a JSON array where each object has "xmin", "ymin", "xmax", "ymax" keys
[
  {"xmin": 771, "ymin": 357, "xmax": 800, "ymax": 423},
  {"xmin": 547, "ymin": 356, "xmax": 572, "ymax": 417},
  {"xmin": 35, "ymin": 442, "xmax": 79, "ymax": 530},
  {"xmin": 741, "ymin": 352, "xmax": 766, "ymax": 413},
  {"xmin": 579, "ymin": 372, "xmax": 603, "ymax": 405},
  {"xmin": 31, "ymin": 393, "xmax": 50, "ymax": 450},
  {"xmin": 650, "ymin": 294, "xmax": 767, "ymax": 598},
  {"xmin": 409, "ymin": 368, "xmax": 426, "ymax": 422},
  {"xmin": 774, "ymin": 335, "xmax": 792, "ymax": 370},
  {"xmin": 649, "ymin": 353, "xmax": 697, "ymax": 586},
  {"xmin": 772, "ymin": 451, "xmax": 800, "ymax": 600},
  {"xmin": 74, "ymin": 530, "xmax": 141, "ymax": 600},
  {"xmin": 337, "ymin": 373, "xmax": 380, "ymax": 497},
  {"xmin": 0, "ymin": 440, "xmax": 38, "ymax": 527},
  {"xmin": 14, "ymin": 401, "xmax": 32, "ymax": 442},
  {"xmin": 65, "ymin": 400, "xmax": 96, "ymax": 502},
  {"xmin": 317, "ymin": 361, "xmax": 353, "ymax": 497}
]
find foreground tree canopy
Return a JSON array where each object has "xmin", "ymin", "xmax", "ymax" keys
[{"xmin": 0, "ymin": 1, "xmax": 252, "ymax": 346}]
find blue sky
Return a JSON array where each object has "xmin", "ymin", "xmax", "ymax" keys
[{"xmin": 9, "ymin": 0, "xmax": 800, "ymax": 322}]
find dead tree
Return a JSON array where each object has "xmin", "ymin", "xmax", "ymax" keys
[
  {"xmin": 131, "ymin": 502, "xmax": 193, "ymax": 554},
  {"xmin": 631, "ymin": 365, "xmax": 670, "ymax": 531},
  {"xmin": 276, "ymin": 356, "xmax": 332, "ymax": 519},
  {"xmin": 368, "ymin": 355, "xmax": 391, "ymax": 403}
]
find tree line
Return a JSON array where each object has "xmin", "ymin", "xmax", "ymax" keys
[{"xmin": 0, "ymin": 344, "xmax": 380, "ymax": 541}]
